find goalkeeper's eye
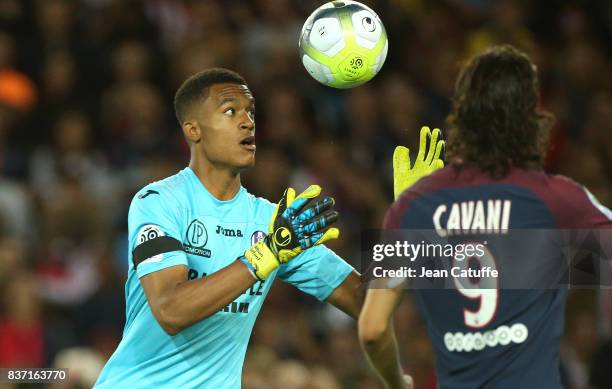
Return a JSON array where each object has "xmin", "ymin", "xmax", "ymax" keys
[{"xmin": 223, "ymin": 108, "xmax": 235, "ymax": 116}]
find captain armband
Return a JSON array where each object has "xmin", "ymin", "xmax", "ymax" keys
[{"xmin": 131, "ymin": 224, "xmax": 184, "ymax": 269}]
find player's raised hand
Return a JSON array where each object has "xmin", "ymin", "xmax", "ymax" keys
[
  {"xmin": 393, "ymin": 126, "xmax": 445, "ymax": 200},
  {"xmin": 272, "ymin": 185, "xmax": 340, "ymax": 256},
  {"xmin": 241, "ymin": 185, "xmax": 339, "ymax": 280}
]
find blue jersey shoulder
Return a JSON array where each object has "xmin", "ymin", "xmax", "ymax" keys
[
  {"xmin": 249, "ymin": 192, "xmax": 276, "ymax": 217},
  {"xmin": 130, "ymin": 169, "xmax": 192, "ymax": 214}
]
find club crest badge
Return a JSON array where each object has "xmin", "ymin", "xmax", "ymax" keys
[{"xmin": 251, "ymin": 230, "xmax": 266, "ymax": 245}]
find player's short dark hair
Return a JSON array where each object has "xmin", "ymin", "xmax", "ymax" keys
[
  {"xmin": 174, "ymin": 68, "xmax": 247, "ymax": 124},
  {"xmin": 446, "ymin": 45, "xmax": 554, "ymax": 177}
]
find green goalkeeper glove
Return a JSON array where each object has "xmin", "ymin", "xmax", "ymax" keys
[
  {"xmin": 241, "ymin": 185, "xmax": 340, "ymax": 280},
  {"xmin": 393, "ymin": 126, "xmax": 445, "ymax": 200}
]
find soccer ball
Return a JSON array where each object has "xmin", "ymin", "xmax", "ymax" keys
[{"xmin": 299, "ymin": 0, "xmax": 388, "ymax": 89}]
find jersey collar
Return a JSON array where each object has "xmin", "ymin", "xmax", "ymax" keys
[{"xmin": 184, "ymin": 167, "xmax": 245, "ymax": 207}]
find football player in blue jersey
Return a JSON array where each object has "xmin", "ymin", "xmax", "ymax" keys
[
  {"xmin": 359, "ymin": 45, "xmax": 612, "ymax": 389},
  {"xmin": 95, "ymin": 68, "xmax": 371, "ymax": 388}
]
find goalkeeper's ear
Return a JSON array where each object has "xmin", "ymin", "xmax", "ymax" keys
[{"xmin": 182, "ymin": 120, "xmax": 202, "ymax": 144}]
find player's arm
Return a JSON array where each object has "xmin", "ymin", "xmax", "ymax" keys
[
  {"xmin": 394, "ymin": 126, "xmax": 445, "ymax": 200},
  {"xmin": 355, "ymin": 126, "xmax": 442, "ymax": 387},
  {"xmin": 358, "ymin": 288, "xmax": 412, "ymax": 389},
  {"xmin": 138, "ymin": 185, "xmax": 339, "ymax": 335},
  {"xmin": 325, "ymin": 270, "xmax": 363, "ymax": 319},
  {"xmin": 141, "ymin": 261, "xmax": 256, "ymax": 335},
  {"xmin": 318, "ymin": 128, "xmax": 446, "ymax": 321}
]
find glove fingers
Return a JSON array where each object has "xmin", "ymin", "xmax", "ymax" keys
[
  {"xmin": 393, "ymin": 146, "xmax": 411, "ymax": 175},
  {"xmin": 287, "ymin": 184, "xmax": 321, "ymax": 213},
  {"xmin": 393, "ymin": 146, "xmax": 411, "ymax": 201},
  {"xmin": 284, "ymin": 196, "xmax": 315, "ymax": 220},
  {"xmin": 299, "ymin": 210, "xmax": 339, "ymax": 235},
  {"xmin": 270, "ymin": 188, "xmax": 293, "ymax": 233},
  {"xmin": 416, "ymin": 126, "xmax": 431, "ymax": 162},
  {"xmin": 433, "ymin": 159, "xmax": 445, "ymax": 170},
  {"xmin": 300, "ymin": 227, "xmax": 340, "ymax": 249},
  {"xmin": 277, "ymin": 187, "xmax": 295, "ymax": 216},
  {"xmin": 315, "ymin": 227, "xmax": 340, "ymax": 245},
  {"xmin": 285, "ymin": 187, "xmax": 296, "ymax": 206},
  {"xmin": 295, "ymin": 196, "xmax": 335, "ymax": 223},
  {"xmin": 425, "ymin": 128, "xmax": 440, "ymax": 165},
  {"xmin": 433, "ymin": 138, "xmax": 445, "ymax": 161}
]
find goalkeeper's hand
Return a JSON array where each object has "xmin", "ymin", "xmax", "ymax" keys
[
  {"xmin": 241, "ymin": 185, "xmax": 340, "ymax": 280},
  {"xmin": 393, "ymin": 126, "xmax": 445, "ymax": 200}
]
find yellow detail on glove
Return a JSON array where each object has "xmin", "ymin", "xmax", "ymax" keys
[
  {"xmin": 243, "ymin": 240, "xmax": 279, "ymax": 280},
  {"xmin": 393, "ymin": 126, "xmax": 445, "ymax": 200}
]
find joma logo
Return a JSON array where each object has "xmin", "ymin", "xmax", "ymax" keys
[{"xmin": 216, "ymin": 225, "xmax": 243, "ymax": 237}]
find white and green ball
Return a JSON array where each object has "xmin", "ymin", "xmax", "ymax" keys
[{"xmin": 299, "ymin": 0, "xmax": 388, "ymax": 89}]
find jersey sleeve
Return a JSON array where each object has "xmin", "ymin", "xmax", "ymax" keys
[
  {"xmin": 383, "ymin": 188, "xmax": 421, "ymax": 229},
  {"xmin": 552, "ymin": 176, "xmax": 612, "ymax": 229},
  {"xmin": 580, "ymin": 188, "xmax": 612, "ymax": 263},
  {"xmin": 582, "ymin": 187, "xmax": 612, "ymax": 228},
  {"xmin": 276, "ymin": 245, "xmax": 354, "ymax": 301},
  {"xmin": 383, "ymin": 201, "xmax": 402, "ymax": 229},
  {"xmin": 128, "ymin": 186, "xmax": 188, "ymax": 278}
]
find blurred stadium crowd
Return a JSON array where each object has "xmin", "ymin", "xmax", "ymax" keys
[{"xmin": 0, "ymin": 0, "xmax": 611, "ymax": 388}]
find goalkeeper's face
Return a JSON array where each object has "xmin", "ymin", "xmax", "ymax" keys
[{"xmin": 195, "ymin": 83, "xmax": 256, "ymax": 171}]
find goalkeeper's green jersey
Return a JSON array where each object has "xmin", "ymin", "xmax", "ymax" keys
[{"xmin": 94, "ymin": 167, "xmax": 353, "ymax": 388}]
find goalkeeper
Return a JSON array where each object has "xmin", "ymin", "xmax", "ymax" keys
[
  {"xmin": 95, "ymin": 68, "xmax": 438, "ymax": 388},
  {"xmin": 94, "ymin": 69, "xmax": 359, "ymax": 388}
]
